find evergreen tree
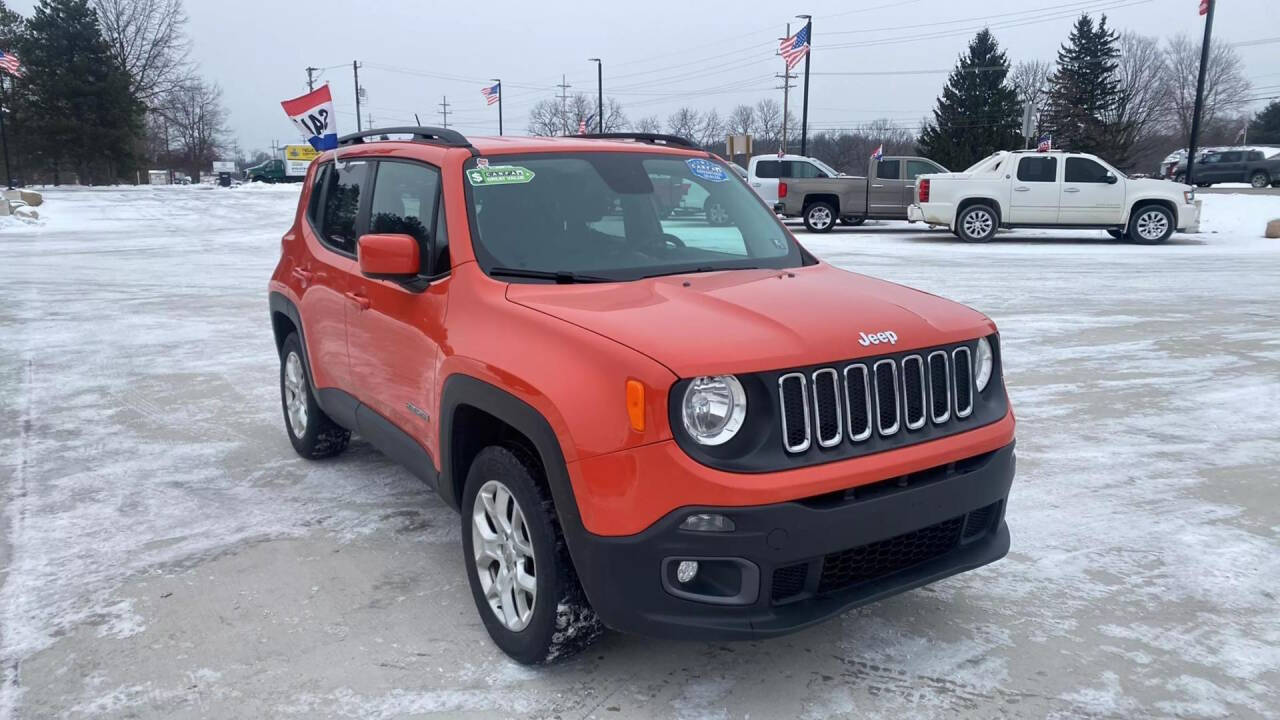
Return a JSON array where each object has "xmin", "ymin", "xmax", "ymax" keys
[
  {"xmin": 1247, "ymin": 100, "xmax": 1280, "ymax": 145},
  {"xmin": 1042, "ymin": 13, "xmax": 1121, "ymax": 156},
  {"xmin": 16, "ymin": 0, "xmax": 141, "ymax": 184},
  {"xmin": 917, "ymin": 29, "xmax": 1022, "ymax": 170},
  {"xmin": 1, "ymin": 1, "xmax": 26, "ymax": 185}
]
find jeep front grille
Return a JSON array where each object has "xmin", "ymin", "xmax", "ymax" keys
[{"xmin": 779, "ymin": 342, "xmax": 983, "ymax": 454}]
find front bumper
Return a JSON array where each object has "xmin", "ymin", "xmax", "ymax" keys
[{"xmin": 567, "ymin": 441, "xmax": 1015, "ymax": 640}]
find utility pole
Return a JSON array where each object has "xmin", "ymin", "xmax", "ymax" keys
[
  {"xmin": 490, "ymin": 78, "xmax": 503, "ymax": 136},
  {"xmin": 1186, "ymin": 0, "xmax": 1215, "ymax": 185},
  {"xmin": 439, "ymin": 96, "xmax": 451, "ymax": 128},
  {"xmin": 797, "ymin": 14, "xmax": 812, "ymax": 156},
  {"xmin": 557, "ymin": 74, "xmax": 572, "ymax": 136},
  {"xmin": 305, "ymin": 66, "xmax": 318, "ymax": 92},
  {"xmin": 589, "ymin": 59, "xmax": 603, "ymax": 133},
  {"xmin": 353, "ymin": 60, "xmax": 363, "ymax": 132}
]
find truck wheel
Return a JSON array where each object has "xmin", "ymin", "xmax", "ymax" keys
[
  {"xmin": 1128, "ymin": 204, "xmax": 1174, "ymax": 245},
  {"xmin": 1249, "ymin": 171, "xmax": 1270, "ymax": 189},
  {"xmin": 1173, "ymin": 173, "xmax": 1186, "ymax": 184},
  {"xmin": 956, "ymin": 205, "xmax": 998, "ymax": 243},
  {"xmin": 803, "ymin": 202, "xmax": 837, "ymax": 233},
  {"xmin": 703, "ymin": 197, "xmax": 730, "ymax": 226},
  {"xmin": 840, "ymin": 216, "xmax": 866, "ymax": 226},
  {"xmin": 279, "ymin": 333, "xmax": 350, "ymax": 458},
  {"xmin": 461, "ymin": 446, "xmax": 603, "ymax": 664}
]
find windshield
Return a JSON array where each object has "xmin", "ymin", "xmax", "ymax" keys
[{"xmin": 465, "ymin": 152, "xmax": 806, "ymax": 282}]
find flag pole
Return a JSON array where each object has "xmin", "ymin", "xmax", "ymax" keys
[
  {"xmin": 0, "ymin": 75, "xmax": 12, "ymax": 189},
  {"xmin": 798, "ymin": 15, "xmax": 812, "ymax": 157},
  {"xmin": 490, "ymin": 78, "xmax": 503, "ymax": 136},
  {"xmin": 1185, "ymin": 0, "xmax": 1215, "ymax": 184}
]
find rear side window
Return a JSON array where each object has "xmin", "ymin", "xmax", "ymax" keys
[
  {"xmin": 1247, "ymin": 151, "xmax": 1264, "ymax": 161},
  {"xmin": 1220, "ymin": 151, "xmax": 1242, "ymax": 162},
  {"xmin": 318, "ymin": 160, "xmax": 370, "ymax": 254},
  {"xmin": 785, "ymin": 161, "xmax": 826, "ymax": 178},
  {"xmin": 306, "ymin": 164, "xmax": 329, "ymax": 227},
  {"xmin": 905, "ymin": 160, "xmax": 942, "ymax": 179},
  {"xmin": 370, "ymin": 160, "xmax": 440, "ymax": 274},
  {"xmin": 1017, "ymin": 156, "xmax": 1057, "ymax": 183},
  {"xmin": 1065, "ymin": 157, "xmax": 1110, "ymax": 183},
  {"xmin": 876, "ymin": 160, "xmax": 901, "ymax": 180},
  {"xmin": 754, "ymin": 161, "xmax": 782, "ymax": 179}
]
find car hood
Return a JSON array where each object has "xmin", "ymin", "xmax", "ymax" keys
[
  {"xmin": 505, "ymin": 263, "xmax": 996, "ymax": 377},
  {"xmin": 1128, "ymin": 177, "xmax": 1189, "ymax": 192}
]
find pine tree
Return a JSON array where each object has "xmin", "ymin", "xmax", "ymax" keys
[
  {"xmin": 917, "ymin": 29, "xmax": 1022, "ymax": 170},
  {"xmin": 16, "ymin": 0, "xmax": 142, "ymax": 184},
  {"xmin": 1247, "ymin": 100, "xmax": 1280, "ymax": 145},
  {"xmin": 1042, "ymin": 13, "xmax": 1121, "ymax": 156}
]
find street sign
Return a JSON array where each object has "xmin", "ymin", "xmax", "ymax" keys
[
  {"xmin": 726, "ymin": 133, "xmax": 753, "ymax": 160},
  {"xmin": 211, "ymin": 160, "xmax": 236, "ymax": 173},
  {"xmin": 1021, "ymin": 104, "xmax": 1036, "ymax": 140}
]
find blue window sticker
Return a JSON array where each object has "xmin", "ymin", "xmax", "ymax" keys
[{"xmin": 686, "ymin": 158, "xmax": 729, "ymax": 183}]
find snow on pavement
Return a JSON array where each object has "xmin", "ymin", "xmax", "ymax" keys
[{"xmin": 1, "ymin": 186, "xmax": 1278, "ymax": 718}]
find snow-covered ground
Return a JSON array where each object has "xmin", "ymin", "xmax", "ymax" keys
[{"xmin": 2, "ymin": 185, "xmax": 1279, "ymax": 719}]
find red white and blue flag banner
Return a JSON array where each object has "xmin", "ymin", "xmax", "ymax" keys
[
  {"xmin": 1199, "ymin": 0, "xmax": 1210, "ymax": 15},
  {"xmin": 281, "ymin": 85, "xmax": 338, "ymax": 151},
  {"xmin": 0, "ymin": 49, "xmax": 23, "ymax": 77},
  {"xmin": 871, "ymin": 144, "xmax": 883, "ymax": 161},
  {"xmin": 779, "ymin": 25, "xmax": 811, "ymax": 70},
  {"xmin": 481, "ymin": 82, "xmax": 500, "ymax": 105},
  {"xmin": 1037, "ymin": 134, "xmax": 1052, "ymax": 152}
]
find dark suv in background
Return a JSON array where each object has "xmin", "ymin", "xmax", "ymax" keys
[{"xmin": 1175, "ymin": 149, "xmax": 1280, "ymax": 188}]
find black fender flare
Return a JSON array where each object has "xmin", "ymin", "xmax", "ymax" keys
[
  {"xmin": 268, "ymin": 292, "xmax": 315, "ymax": 388},
  {"xmin": 439, "ymin": 374, "xmax": 590, "ymax": 561}
]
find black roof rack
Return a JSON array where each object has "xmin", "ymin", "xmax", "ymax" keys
[
  {"xmin": 337, "ymin": 126, "xmax": 471, "ymax": 148},
  {"xmin": 578, "ymin": 132, "xmax": 697, "ymax": 149}
]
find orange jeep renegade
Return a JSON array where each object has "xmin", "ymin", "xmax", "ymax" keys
[{"xmin": 268, "ymin": 128, "xmax": 1016, "ymax": 664}]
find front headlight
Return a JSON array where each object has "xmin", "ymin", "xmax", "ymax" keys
[
  {"xmin": 681, "ymin": 375, "xmax": 747, "ymax": 445},
  {"xmin": 1184, "ymin": 189, "xmax": 1195, "ymax": 204},
  {"xmin": 975, "ymin": 337, "xmax": 994, "ymax": 392}
]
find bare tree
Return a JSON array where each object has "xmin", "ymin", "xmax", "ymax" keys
[
  {"xmin": 527, "ymin": 98, "xmax": 563, "ymax": 136},
  {"xmin": 1010, "ymin": 59, "xmax": 1052, "ymax": 131},
  {"xmin": 754, "ymin": 98, "xmax": 782, "ymax": 146},
  {"xmin": 666, "ymin": 107, "xmax": 701, "ymax": 140},
  {"xmin": 93, "ymin": 0, "xmax": 192, "ymax": 105},
  {"xmin": 633, "ymin": 115, "xmax": 662, "ymax": 133},
  {"xmin": 527, "ymin": 93, "xmax": 628, "ymax": 135},
  {"xmin": 727, "ymin": 104, "xmax": 756, "ymax": 135},
  {"xmin": 697, "ymin": 108, "xmax": 723, "ymax": 148},
  {"xmin": 1107, "ymin": 31, "xmax": 1170, "ymax": 169},
  {"xmin": 1163, "ymin": 33, "xmax": 1251, "ymax": 140},
  {"xmin": 601, "ymin": 98, "xmax": 629, "ymax": 132},
  {"xmin": 157, "ymin": 79, "xmax": 227, "ymax": 180}
]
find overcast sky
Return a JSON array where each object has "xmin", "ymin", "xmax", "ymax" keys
[{"xmin": 11, "ymin": 0, "xmax": 1280, "ymax": 152}]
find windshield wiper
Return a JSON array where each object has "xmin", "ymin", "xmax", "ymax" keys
[
  {"xmin": 642, "ymin": 265, "xmax": 760, "ymax": 280},
  {"xmin": 489, "ymin": 267, "xmax": 619, "ymax": 284}
]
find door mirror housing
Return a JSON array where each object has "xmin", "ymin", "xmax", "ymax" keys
[
  {"xmin": 1105, "ymin": 172, "xmax": 1118, "ymax": 184},
  {"xmin": 358, "ymin": 233, "xmax": 420, "ymax": 280}
]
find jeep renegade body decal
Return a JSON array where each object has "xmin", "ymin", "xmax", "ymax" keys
[{"xmin": 466, "ymin": 165, "xmax": 535, "ymax": 186}]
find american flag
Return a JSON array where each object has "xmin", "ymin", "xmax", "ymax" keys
[
  {"xmin": 481, "ymin": 82, "xmax": 500, "ymax": 105},
  {"xmin": 1199, "ymin": 0, "xmax": 1210, "ymax": 15},
  {"xmin": 1037, "ymin": 134, "xmax": 1052, "ymax": 152},
  {"xmin": 0, "ymin": 49, "xmax": 22, "ymax": 77},
  {"xmin": 871, "ymin": 144, "xmax": 883, "ymax": 161},
  {"xmin": 778, "ymin": 25, "xmax": 810, "ymax": 70}
]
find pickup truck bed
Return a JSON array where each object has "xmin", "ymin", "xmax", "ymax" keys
[{"xmin": 774, "ymin": 156, "xmax": 947, "ymax": 232}]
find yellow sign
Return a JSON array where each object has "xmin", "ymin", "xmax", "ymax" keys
[{"xmin": 284, "ymin": 144, "xmax": 319, "ymax": 162}]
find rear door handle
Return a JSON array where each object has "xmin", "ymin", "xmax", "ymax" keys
[
  {"xmin": 1014, "ymin": 186, "xmax": 1030, "ymax": 192},
  {"xmin": 344, "ymin": 291, "xmax": 370, "ymax": 310},
  {"xmin": 291, "ymin": 268, "xmax": 314, "ymax": 285},
  {"xmin": 1063, "ymin": 187, "xmax": 1081, "ymax": 193},
  {"xmin": 871, "ymin": 184, "xmax": 884, "ymax": 188}
]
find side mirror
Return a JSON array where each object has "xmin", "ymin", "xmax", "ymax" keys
[
  {"xmin": 358, "ymin": 233, "xmax": 420, "ymax": 280},
  {"xmin": 1105, "ymin": 172, "xmax": 1118, "ymax": 184}
]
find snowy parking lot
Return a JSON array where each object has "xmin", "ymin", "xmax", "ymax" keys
[{"xmin": 2, "ymin": 185, "xmax": 1279, "ymax": 719}]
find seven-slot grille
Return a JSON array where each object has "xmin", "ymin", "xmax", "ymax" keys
[{"xmin": 778, "ymin": 343, "xmax": 980, "ymax": 454}]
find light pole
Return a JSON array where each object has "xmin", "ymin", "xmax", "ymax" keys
[
  {"xmin": 589, "ymin": 58, "xmax": 603, "ymax": 133},
  {"xmin": 796, "ymin": 14, "xmax": 812, "ymax": 156},
  {"xmin": 490, "ymin": 78, "xmax": 503, "ymax": 136}
]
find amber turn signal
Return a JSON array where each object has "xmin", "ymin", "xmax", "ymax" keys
[{"xmin": 626, "ymin": 379, "xmax": 645, "ymax": 432}]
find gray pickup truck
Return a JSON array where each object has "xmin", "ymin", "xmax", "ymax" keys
[{"xmin": 774, "ymin": 156, "xmax": 948, "ymax": 232}]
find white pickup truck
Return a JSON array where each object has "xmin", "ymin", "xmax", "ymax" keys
[{"xmin": 907, "ymin": 150, "xmax": 1200, "ymax": 244}]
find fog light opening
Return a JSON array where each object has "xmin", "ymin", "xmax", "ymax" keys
[
  {"xmin": 679, "ymin": 513, "xmax": 735, "ymax": 533},
  {"xmin": 676, "ymin": 560, "xmax": 699, "ymax": 584}
]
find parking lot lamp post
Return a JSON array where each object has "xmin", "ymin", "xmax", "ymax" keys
[{"xmin": 589, "ymin": 59, "xmax": 603, "ymax": 133}]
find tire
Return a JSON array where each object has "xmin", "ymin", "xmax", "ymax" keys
[
  {"xmin": 1128, "ymin": 204, "xmax": 1175, "ymax": 245},
  {"xmin": 803, "ymin": 201, "xmax": 837, "ymax": 233},
  {"xmin": 1173, "ymin": 173, "xmax": 1186, "ymax": 184},
  {"xmin": 1197, "ymin": 183, "xmax": 1211, "ymax": 188},
  {"xmin": 956, "ymin": 204, "xmax": 998, "ymax": 243},
  {"xmin": 1106, "ymin": 228, "xmax": 1127, "ymax": 240},
  {"xmin": 279, "ymin": 333, "xmax": 350, "ymax": 458},
  {"xmin": 703, "ymin": 197, "xmax": 730, "ymax": 226},
  {"xmin": 1249, "ymin": 171, "xmax": 1270, "ymax": 189},
  {"xmin": 461, "ymin": 446, "xmax": 603, "ymax": 664},
  {"xmin": 840, "ymin": 216, "xmax": 866, "ymax": 226}
]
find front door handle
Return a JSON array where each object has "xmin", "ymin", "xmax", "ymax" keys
[
  {"xmin": 344, "ymin": 291, "xmax": 371, "ymax": 311},
  {"xmin": 1063, "ymin": 187, "xmax": 1081, "ymax": 193},
  {"xmin": 871, "ymin": 183, "xmax": 884, "ymax": 188},
  {"xmin": 1014, "ymin": 186, "xmax": 1031, "ymax": 192}
]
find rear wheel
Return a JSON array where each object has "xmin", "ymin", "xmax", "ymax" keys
[
  {"xmin": 1128, "ymin": 204, "xmax": 1174, "ymax": 245},
  {"xmin": 840, "ymin": 216, "xmax": 866, "ymax": 226},
  {"xmin": 1249, "ymin": 171, "xmax": 1270, "ymax": 189},
  {"xmin": 279, "ymin": 333, "xmax": 350, "ymax": 458},
  {"xmin": 703, "ymin": 197, "xmax": 730, "ymax": 226},
  {"xmin": 803, "ymin": 202, "xmax": 837, "ymax": 233},
  {"xmin": 461, "ymin": 446, "xmax": 603, "ymax": 664},
  {"xmin": 956, "ymin": 204, "xmax": 998, "ymax": 243}
]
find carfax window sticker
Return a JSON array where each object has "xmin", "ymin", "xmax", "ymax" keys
[
  {"xmin": 467, "ymin": 165, "xmax": 536, "ymax": 186},
  {"xmin": 686, "ymin": 158, "xmax": 728, "ymax": 182}
]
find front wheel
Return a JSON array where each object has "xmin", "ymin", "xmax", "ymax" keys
[
  {"xmin": 279, "ymin": 333, "xmax": 350, "ymax": 458},
  {"xmin": 956, "ymin": 205, "xmax": 998, "ymax": 242},
  {"xmin": 1249, "ymin": 172, "xmax": 1270, "ymax": 189},
  {"xmin": 703, "ymin": 197, "xmax": 730, "ymax": 226},
  {"xmin": 461, "ymin": 446, "xmax": 603, "ymax": 664},
  {"xmin": 1128, "ymin": 205, "xmax": 1175, "ymax": 245},
  {"xmin": 803, "ymin": 202, "xmax": 837, "ymax": 233}
]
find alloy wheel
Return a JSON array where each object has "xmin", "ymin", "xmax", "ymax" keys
[
  {"xmin": 284, "ymin": 352, "xmax": 308, "ymax": 438},
  {"xmin": 707, "ymin": 202, "xmax": 729, "ymax": 225},
  {"xmin": 1135, "ymin": 210, "xmax": 1169, "ymax": 241},
  {"xmin": 807, "ymin": 205, "xmax": 833, "ymax": 230},
  {"xmin": 472, "ymin": 479, "xmax": 537, "ymax": 631},
  {"xmin": 963, "ymin": 209, "xmax": 994, "ymax": 238}
]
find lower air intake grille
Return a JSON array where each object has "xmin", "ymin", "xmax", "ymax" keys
[
  {"xmin": 817, "ymin": 515, "xmax": 964, "ymax": 594},
  {"xmin": 962, "ymin": 502, "xmax": 1000, "ymax": 540},
  {"xmin": 771, "ymin": 563, "xmax": 808, "ymax": 602}
]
